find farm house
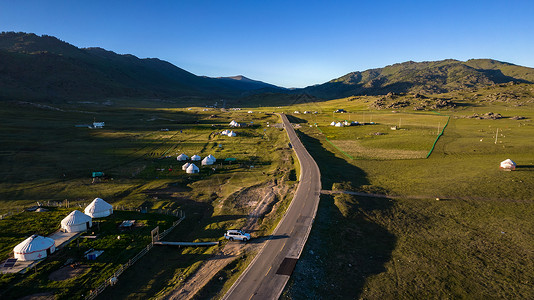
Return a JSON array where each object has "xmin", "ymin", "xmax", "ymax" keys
[
  {"xmin": 61, "ymin": 210, "xmax": 92, "ymax": 232},
  {"xmin": 177, "ymin": 154, "xmax": 189, "ymax": 161},
  {"xmin": 84, "ymin": 198, "xmax": 113, "ymax": 218},
  {"xmin": 13, "ymin": 235, "xmax": 56, "ymax": 261},
  {"xmin": 500, "ymin": 159, "xmax": 517, "ymax": 170},
  {"xmin": 186, "ymin": 163, "xmax": 199, "ymax": 174}
]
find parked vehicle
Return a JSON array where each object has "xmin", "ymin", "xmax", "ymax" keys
[{"xmin": 224, "ymin": 229, "xmax": 251, "ymax": 242}]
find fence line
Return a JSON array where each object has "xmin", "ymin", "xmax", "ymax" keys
[{"xmin": 85, "ymin": 211, "xmax": 185, "ymax": 300}]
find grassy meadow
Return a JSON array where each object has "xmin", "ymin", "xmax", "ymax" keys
[
  {"xmin": 282, "ymin": 84, "xmax": 534, "ymax": 299},
  {"xmin": 0, "ymin": 99, "xmax": 296, "ymax": 299}
]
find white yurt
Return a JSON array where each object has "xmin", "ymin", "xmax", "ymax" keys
[
  {"xmin": 191, "ymin": 154, "xmax": 201, "ymax": 161},
  {"xmin": 343, "ymin": 121, "xmax": 351, "ymax": 126},
  {"xmin": 186, "ymin": 163, "xmax": 200, "ymax": 174},
  {"xmin": 221, "ymin": 130, "xmax": 229, "ymax": 135},
  {"xmin": 207, "ymin": 154, "xmax": 216, "ymax": 162},
  {"xmin": 61, "ymin": 210, "xmax": 92, "ymax": 233},
  {"xmin": 500, "ymin": 159, "xmax": 517, "ymax": 170},
  {"xmin": 227, "ymin": 131, "xmax": 236, "ymax": 137},
  {"xmin": 202, "ymin": 157, "xmax": 214, "ymax": 166},
  {"xmin": 84, "ymin": 198, "xmax": 113, "ymax": 218},
  {"xmin": 14, "ymin": 235, "xmax": 56, "ymax": 261},
  {"xmin": 229, "ymin": 120, "xmax": 239, "ymax": 127},
  {"xmin": 177, "ymin": 154, "xmax": 189, "ymax": 161},
  {"xmin": 330, "ymin": 121, "xmax": 336, "ymax": 126},
  {"xmin": 335, "ymin": 122, "xmax": 344, "ymax": 127},
  {"xmin": 182, "ymin": 162, "xmax": 191, "ymax": 170}
]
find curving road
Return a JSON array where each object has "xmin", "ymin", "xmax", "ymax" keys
[{"xmin": 223, "ymin": 114, "xmax": 321, "ymax": 300}]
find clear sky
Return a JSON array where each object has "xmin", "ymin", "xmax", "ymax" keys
[{"xmin": 1, "ymin": 0, "xmax": 533, "ymax": 88}]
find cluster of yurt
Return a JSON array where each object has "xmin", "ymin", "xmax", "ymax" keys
[
  {"xmin": 500, "ymin": 159, "xmax": 517, "ymax": 171},
  {"xmin": 330, "ymin": 121, "xmax": 360, "ymax": 127},
  {"xmin": 13, "ymin": 198, "xmax": 114, "ymax": 261},
  {"xmin": 221, "ymin": 130, "xmax": 236, "ymax": 137},
  {"xmin": 229, "ymin": 120, "xmax": 240, "ymax": 127},
  {"xmin": 201, "ymin": 154, "xmax": 217, "ymax": 166},
  {"xmin": 13, "ymin": 235, "xmax": 56, "ymax": 261}
]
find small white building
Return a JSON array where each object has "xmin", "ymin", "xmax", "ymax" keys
[
  {"xmin": 186, "ymin": 163, "xmax": 200, "ymax": 174},
  {"xmin": 177, "ymin": 154, "xmax": 189, "ymax": 161},
  {"xmin": 201, "ymin": 157, "xmax": 214, "ymax": 166},
  {"xmin": 191, "ymin": 155, "xmax": 201, "ymax": 161},
  {"xmin": 13, "ymin": 235, "xmax": 56, "ymax": 261},
  {"xmin": 182, "ymin": 162, "xmax": 191, "ymax": 170},
  {"xmin": 84, "ymin": 198, "xmax": 113, "ymax": 218},
  {"xmin": 61, "ymin": 210, "xmax": 92, "ymax": 233},
  {"xmin": 500, "ymin": 159, "xmax": 517, "ymax": 170}
]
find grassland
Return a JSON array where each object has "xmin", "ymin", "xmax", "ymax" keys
[
  {"xmin": 0, "ymin": 99, "xmax": 296, "ymax": 299},
  {"xmin": 282, "ymin": 84, "xmax": 534, "ymax": 299}
]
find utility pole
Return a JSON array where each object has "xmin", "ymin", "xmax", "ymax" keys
[
  {"xmin": 495, "ymin": 128, "xmax": 499, "ymax": 144},
  {"xmin": 437, "ymin": 122, "xmax": 440, "ymax": 135}
]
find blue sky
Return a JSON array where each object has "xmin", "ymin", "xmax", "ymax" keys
[{"xmin": 1, "ymin": 0, "xmax": 533, "ymax": 88}]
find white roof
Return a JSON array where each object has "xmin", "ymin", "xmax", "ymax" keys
[
  {"xmin": 186, "ymin": 163, "xmax": 199, "ymax": 173},
  {"xmin": 222, "ymin": 130, "xmax": 229, "ymax": 135},
  {"xmin": 335, "ymin": 122, "xmax": 344, "ymax": 127},
  {"xmin": 500, "ymin": 159, "xmax": 517, "ymax": 168},
  {"xmin": 191, "ymin": 155, "xmax": 201, "ymax": 161},
  {"xmin": 85, "ymin": 198, "xmax": 112, "ymax": 215},
  {"xmin": 202, "ymin": 157, "xmax": 214, "ymax": 165},
  {"xmin": 61, "ymin": 210, "xmax": 92, "ymax": 226},
  {"xmin": 227, "ymin": 131, "xmax": 236, "ymax": 137},
  {"xmin": 177, "ymin": 154, "xmax": 189, "ymax": 161},
  {"xmin": 207, "ymin": 154, "xmax": 216, "ymax": 162},
  {"xmin": 14, "ymin": 235, "xmax": 55, "ymax": 254},
  {"xmin": 182, "ymin": 162, "xmax": 191, "ymax": 170},
  {"xmin": 330, "ymin": 121, "xmax": 336, "ymax": 126}
]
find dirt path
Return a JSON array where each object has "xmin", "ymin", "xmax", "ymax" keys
[{"xmin": 164, "ymin": 182, "xmax": 278, "ymax": 300}]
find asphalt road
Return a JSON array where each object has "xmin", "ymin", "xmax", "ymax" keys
[{"xmin": 223, "ymin": 114, "xmax": 321, "ymax": 300}]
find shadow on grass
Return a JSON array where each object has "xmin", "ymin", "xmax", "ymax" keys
[{"xmin": 283, "ymin": 130, "xmax": 396, "ymax": 299}]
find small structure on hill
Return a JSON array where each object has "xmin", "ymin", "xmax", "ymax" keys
[
  {"xmin": 191, "ymin": 154, "xmax": 201, "ymax": 161},
  {"xmin": 14, "ymin": 235, "xmax": 56, "ymax": 261},
  {"xmin": 186, "ymin": 163, "xmax": 200, "ymax": 174},
  {"xmin": 330, "ymin": 121, "xmax": 336, "ymax": 126},
  {"xmin": 227, "ymin": 131, "xmax": 236, "ymax": 137},
  {"xmin": 500, "ymin": 159, "xmax": 517, "ymax": 170},
  {"xmin": 84, "ymin": 198, "xmax": 113, "ymax": 218},
  {"xmin": 61, "ymin": 210, "xmax": 92, "ymax": 232},
  {"xmin": 182, "ymin": 162, "xmax": 191, "ymax": 170},
  {"xmin": 207, "ymin": 154, "xmax": 216, "ymax": 162},
  {"xmin": 229, "ymin": 120, "xmax": 240, "ymax": 127},
  {"xmin": 335, "ymin": 122, "xmax": 344, "ymax": 127},
  {"xmin": 221, "ymin": 129, "xmax": 229, "ymax": 135},
  {"xmin": 334, "ymin": 109, "xmax": 346, "ymax": 113},
  {"xmin": 92, "ymin": 122, "xmax": 105, "ymax": 129},
  {"xmin": 177, "ymin": 154, "xmax": 189, "ymax": 161}
]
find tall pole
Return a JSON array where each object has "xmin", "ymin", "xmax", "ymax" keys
[
  {"xmin": 495, "ymin": 128, "xmax": 499, "ymax": 144},
  {"xmin": 437, "ymin": 122, "xmax": 440, "ymax": 135}
]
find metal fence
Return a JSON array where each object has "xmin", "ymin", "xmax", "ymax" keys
[{"xmin": 84, "ymin": 212, "xmax": 185, "ymax": 300}]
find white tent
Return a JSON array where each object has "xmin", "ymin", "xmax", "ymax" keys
[
  {"xmin": 330, "ymin": 121, "xmax": 336, "ymax": 126},
  {"xmin": 500, "ymin": 159, "xmax": 517, "ymax": 170},
  {"xmin": 229, "ymin": 120, "xmax": 239, "ymax": 127},
  {"xmin": 61, "ymin": 210, "xmax": 92, "ymax": 233},
  {"xmin": 177, "ymin": 154, "xmax": 189, "ymax": 161},
  {"xmin": 13, "ymin": 235, "xmax": 56, "ymax": 261},
  {"xmin": 84, "ymin": 198, "xmax": 113, "ymax": 218},
  {"xmin": 221, "ymin": 130, "xmax": 229, "ymax": 135},
  {"xmin": 227, "ymin": 131, "xmax": 236, "ymax": 137},
  {"xmin": 182, "ymin": 162, "xmax": 191, "ymax": 170},
  {"xmin": 202, "ymin": 157, "xmax": 214, "ymax": 166},
  {"xmin": 335, "ymin": 122, "xmax": 344, "ymax": 127},
  {"xmin": 186, "ymin": 163, "xmax": 200, "ymax": 174},
  {"xmin": 191, "ymin": 155, "xmax": 201, "ymax": 161},
  {"xmin": 207, "ymin": 154, "xmax": 216, "ymax": 162}
]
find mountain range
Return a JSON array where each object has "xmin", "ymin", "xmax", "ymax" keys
[{"xmin": 1, "ymin": 32, "xmax": 533, "ymax": 102}]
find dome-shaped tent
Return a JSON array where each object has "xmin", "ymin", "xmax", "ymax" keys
[
  {"xmin": 186, "ymin": 163, "xmax": 200, "ymax": 174},
  {"xmin": 191, "ymin": 155, "xmax": 201, "ymax": 161},
  {"xmin": 84, "ymin": 198, "xmax": 113, "ymax": 218},
  {"xmin": 335, "ymin": 122, "xmax": 344, "ymax": 127},
  {"xmin": 330, "ymin": 121, "xmax": 336, "ymax": 126},
  {"xmin": 207, "ymin": 154, "xmax": 216, "ymax": 162},
  {"xmin": 182, "ymin": 162, "xmax": 191, "ymax": 170},
  {"xmin": 227, "ymin": 131, "xmax": 236, "ymax": 137},
  {"xmin": 201, "ymin": 157, "xmax": 214, "ymax": 166},
  {"xmin": 221, "ymin": 130, "xmax": 229, "ymax": 135},
  {"xmin": 61, "ymin": 210, "xmax": 92, "ymax": 232},
  {"xmin": 14, "ymin": 235, "xmax": 56, "ymax": 261},
  {"xmin": 500, "ymin": 159, "xmax": 517, "ymax": 170},
  {"xmin": 177, "ymin": 154, "xmax": 189, "ymax": 161}
]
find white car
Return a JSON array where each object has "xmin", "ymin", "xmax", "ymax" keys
[{"xmin": 224, "ymin": 229, "xmax": 251, "ymax": 242}]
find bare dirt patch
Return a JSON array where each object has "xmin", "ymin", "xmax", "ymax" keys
[{"xmin": 48, "ymin": 264, "xmax": 90, "ymax": 281}]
